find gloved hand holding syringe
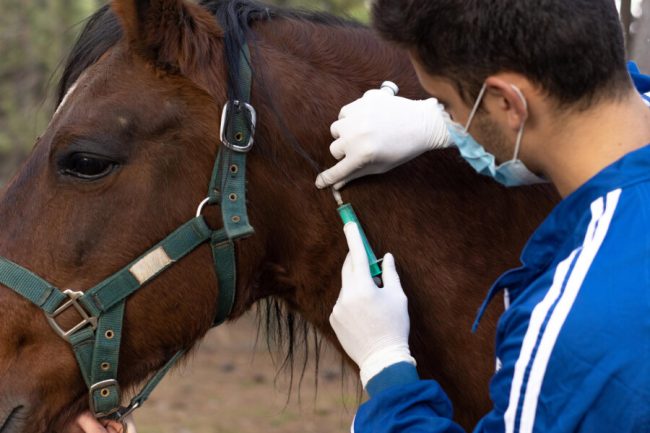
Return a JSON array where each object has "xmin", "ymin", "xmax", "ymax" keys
[{"xmin": 331, "ymin": 81, "xmax": 401, "ymax": 284}]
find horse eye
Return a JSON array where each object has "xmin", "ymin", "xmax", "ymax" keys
[{"xmin": 61, "ymin": 153, "xmax": 116, "ymax": 180}]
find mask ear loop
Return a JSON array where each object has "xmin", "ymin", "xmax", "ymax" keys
[
  {"xmin": 464, "ymin": 83, "xmax": 488, "ymax": 131},
  {"xmin": 510, "ymin": 84, "xmax": 529, "ymax": 162}
]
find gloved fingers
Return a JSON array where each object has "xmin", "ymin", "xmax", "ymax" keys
[
  {"xmin": 330, "ymin": 119, "xmax": 342, "ymax": 139},
  {"xmin": 329, "ymin": 138, "xmax": 347, "ymax": 160},
  {"xmin": 380, "ymin": 253, "xmax": 402, "ymax": 289},
  {"xmin": 315, "ymin": 157, "xmax": 361, "ymax": 190},
  {"xmin": 333, "ymin": 180, "xmax": 348, "ymax": 191},
  {"xmin": 329, "ymin": 302, "xmax": 345, "ymax": 330},
  {"xmin": 331, "ymin": 167, "xmax": 373, "ymax": 191},
  {"xmin": 339, "ymin": 252, "xmax": 353, "ymax": 298},
  {"xmin": 343, "ymin": 222, "xmax": 370, "ymax": 271},
  {"xmin": 339, "ymin": 89, "xmax": 386, "ymax": 120},
  {"xmin": 361, "ymin": 88, "xmax": 386, "ymax": 99},
  {"xmin": 330, "ymin": 116, "xmax": 359, "ymax": 143},
  {"xmin": 338, "ymin": 99, "xmax": 361, "ymax": 120},
  {"xmin": 75, "ymin": 412, "xmax": 108, "ymax": 433}
]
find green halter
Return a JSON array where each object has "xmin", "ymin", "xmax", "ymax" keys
[{"xmin": 0, "ymin": 44, "xmax": 255, "ymax": 421}]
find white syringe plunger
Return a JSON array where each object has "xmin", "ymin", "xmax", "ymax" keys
[{"xmin": 380, "ymin": 81, "xmax": 399, "ymax": 96}]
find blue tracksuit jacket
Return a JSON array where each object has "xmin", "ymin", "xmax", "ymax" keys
[{"xmin": 353, "ymin": 66, "xmax": 650, "ymax": 433}]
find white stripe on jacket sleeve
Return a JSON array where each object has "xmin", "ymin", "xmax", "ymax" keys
[
  {"xmin": 504, "ymin": 189, "xmax": 621, "ymax": 433},
  {"xmin": 518, "ymin": 189, "xmax": 621, "ymax": 433},
  {"xmin": 503, "ymin": 250, "xmax": 581, "ymax": 433}
]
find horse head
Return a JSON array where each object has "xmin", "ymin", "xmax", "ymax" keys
[{"xmin": 0, "ymin": 0, "xmax": 283, "ymax": 430}]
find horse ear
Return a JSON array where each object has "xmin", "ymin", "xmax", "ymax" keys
[{"xmin": 112, "ymin": 0, "xmax": 220, "ymax": 70}]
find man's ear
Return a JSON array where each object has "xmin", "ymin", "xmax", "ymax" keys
[
  {"xmin": 485, "ymin": 76, "xmax": 529, "ymax": 132},
  {"xmin": 111, "ymin": 0, "xmax": 222, "ymax": 72}
]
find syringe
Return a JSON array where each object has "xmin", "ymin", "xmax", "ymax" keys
[{"xmin": 332, "ymin": 81, "xmax": 399, "ymax": 281}]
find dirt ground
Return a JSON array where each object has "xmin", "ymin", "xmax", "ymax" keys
[{"xmin": 134, "ymin": 312, "xmax": 361, "ymax": 433}]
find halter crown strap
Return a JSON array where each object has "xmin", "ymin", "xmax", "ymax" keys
[{"xmin": 208, "ymin": 43, "xmax": 256, "ymax": 325}]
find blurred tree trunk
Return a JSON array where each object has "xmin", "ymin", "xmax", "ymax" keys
[
  {"xmin": 632, "ymin": 0, "xmax": 650, "ymax": 71},
  {"xmin": 621, "ymin": 0, "xmax": 633, "ymax": 50}
]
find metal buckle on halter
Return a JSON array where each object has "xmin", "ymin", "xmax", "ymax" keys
[
  {"xmin": 46, "ymin": 289, "xmax": 98, "ymax": 341},
  {"xmin": 220, "ymin": 100, "xmax": 257, "ymax": 152},
  {"xmin": 89, "ymin": 379, "xmax": 121, "ymax": 418}
]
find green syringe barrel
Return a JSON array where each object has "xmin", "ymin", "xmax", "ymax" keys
[{"xmin": 337, "ymin": 203, "xmax": 382, "ymax": 278}]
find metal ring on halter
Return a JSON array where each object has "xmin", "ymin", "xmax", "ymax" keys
[
  {"xmin": 118, "ymin": 402, "xmax": 140, "ymax": 421},
  {"xmin": 114, "ymin": 401, "xmax": 140, "ymax": 433},
  {"xmin": 196, "ymin": 197, "xmax": 210, "ymax": 218}
]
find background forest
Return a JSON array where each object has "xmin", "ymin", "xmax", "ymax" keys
[{"xmin": 0, "ymin": 0, "xmax": 649, "ymax": 182}]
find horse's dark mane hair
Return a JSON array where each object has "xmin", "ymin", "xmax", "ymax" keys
[
  {"xmin": 57, "ymin": 0, "xmax": 361, "ymax": 394},
  {"xmin": 206, "ymin": 0, "xmax": 360, "ymax": 103},
  {"xmin": 57, "ymin": 0, "xmax": 361, "ymax": 104}
]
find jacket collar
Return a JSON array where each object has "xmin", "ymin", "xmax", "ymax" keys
[{"xmin": 473, "ymin": 143, "xmax": 650, "ymax": 330}]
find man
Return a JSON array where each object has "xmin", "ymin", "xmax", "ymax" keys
[{"xmin": 319, "ymin": 0, "xmax": 650, "ymax": 432}]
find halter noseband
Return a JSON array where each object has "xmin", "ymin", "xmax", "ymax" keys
[{"xmin": 0, "ymin": 44, "xmax": 255, "ymax": 422}]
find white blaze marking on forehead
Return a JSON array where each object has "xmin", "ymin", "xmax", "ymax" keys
[{"xmin": 52, "ymin": 72, "xmax": 87, "ymax": 120}]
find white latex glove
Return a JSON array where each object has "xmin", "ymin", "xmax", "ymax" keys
[
  {"xmin": 329, "ymin": 223, "xmax": 416, "ymax": 388},
  {"xmin": 315, "ymin": 89, "xmax": 453, "ymax": 190}
]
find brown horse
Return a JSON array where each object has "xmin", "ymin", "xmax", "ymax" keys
[{"xmin": 0, "ymin": 0, "xmax": 559, "ymax": 431}]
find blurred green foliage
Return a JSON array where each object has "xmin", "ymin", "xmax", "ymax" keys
[
  {"xmin": 0, "ymin": 0, "xmax": 368, "ymax": 182},
  {"xmin": 0, "ymin": 0, "xmax": 103, "ymax": 180},
  {"xmin": 273, "ymin": 0, "xmax": 369, "ymax": 21}
]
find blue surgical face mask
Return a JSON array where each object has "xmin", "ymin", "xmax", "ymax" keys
[{"xmin": 448, "ymin": 83, "xmax": 548, "ymax": 187}]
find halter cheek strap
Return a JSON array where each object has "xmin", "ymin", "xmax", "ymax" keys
[{"xmin": 0, "ymin": 44, "xmax": 256, "ymax": 421}]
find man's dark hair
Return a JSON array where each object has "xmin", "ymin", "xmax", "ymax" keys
[{"xmin": 372, "ymin": 0, "xmax": 631, "ymax": 108}]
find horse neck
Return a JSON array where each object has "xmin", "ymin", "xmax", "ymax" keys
[
  {"xmin": 213, "ymin": 17, "xmax": 559, "ymax": 363},
  {"xmin": 208, "ymin": 21, "xmax": 418, "ymax": 326}
]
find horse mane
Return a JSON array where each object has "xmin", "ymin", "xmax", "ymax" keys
[
  {"xmin": 56, "ymin": 0, "xmax": 363, "ymax": 394},
  {"xmin": 57, "ymin": 0, "xmax": 361, "ymax": 104}
]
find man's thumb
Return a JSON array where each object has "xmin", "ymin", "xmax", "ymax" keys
[{"xmin": 381, "ymin": 253, "xmax": 401, "ymax": 288}]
